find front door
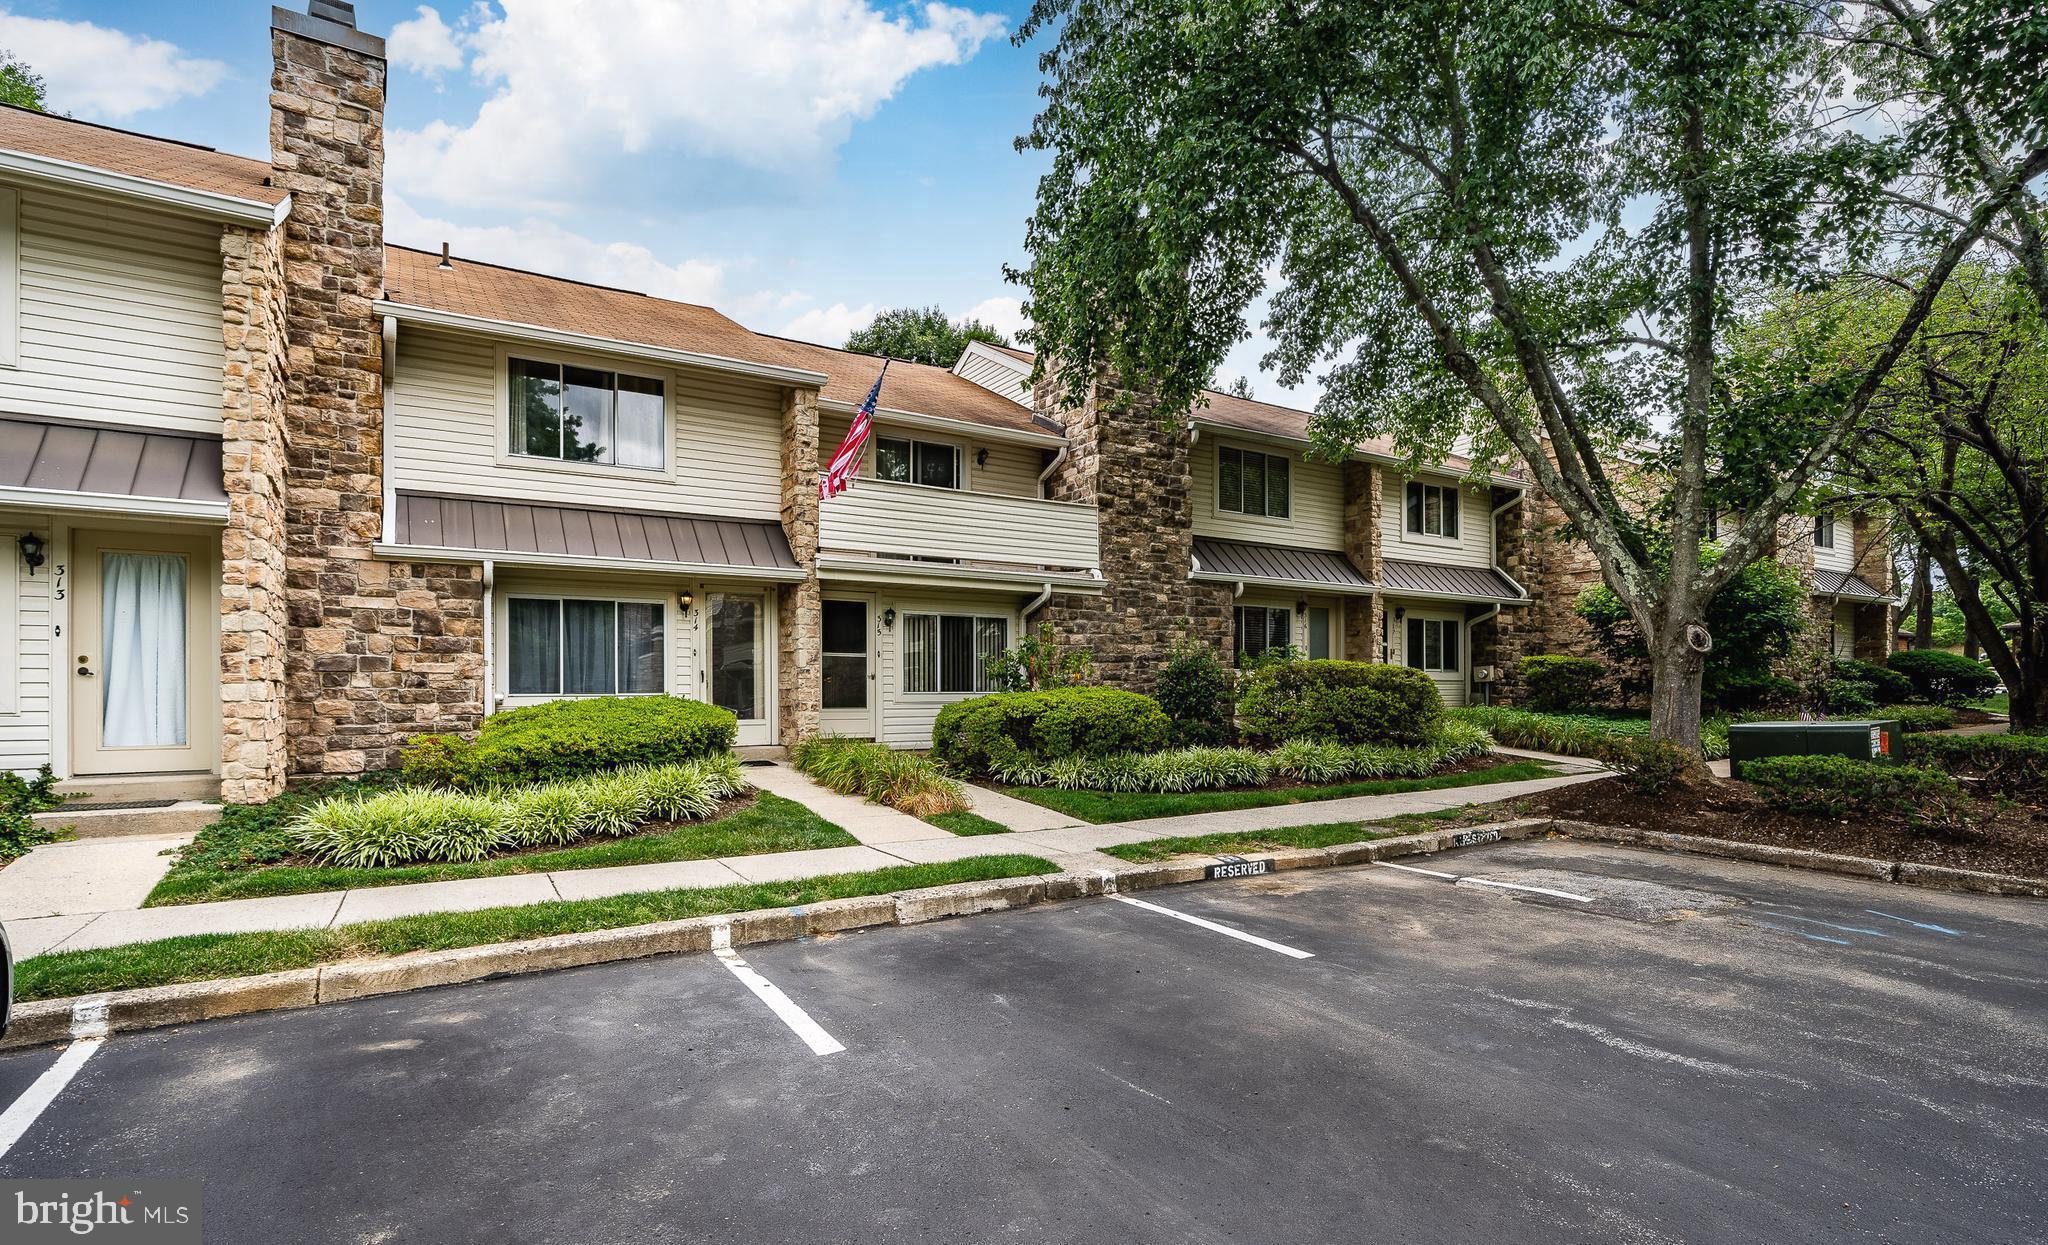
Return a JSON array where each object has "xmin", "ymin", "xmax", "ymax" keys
[
  {"xmin": 819, "ymin": 596, "xmax": 875, "ymax": 738},
  {"xmin": 70, "ymin": 529, "xmax": 216, "ymax": 776},
  {"xmin": 707, "ymin": 591, "xmax": 772, "ymax": 746}
]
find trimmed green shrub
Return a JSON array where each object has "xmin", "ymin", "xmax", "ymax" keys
[
  {"xmin": 1236, "ymin": 660, "xmax": 1443, "ymax": 746},
  {"xmin": 1592, "ymin": 736, "xmax": 1702, "ymax": 793},
  {"xmin": 1877, "ymin": 705, "xmax": 1956, "ymax": 734},
  {"xmin": 402, "ymin": 696, "xmax": 737, "ymax": 789},
  {"xmin": 932, "ymin": 687, "xmax": 1171, "ymax": 776},
  {"xmin": 1834, "ymin": 659, "xmax": 1913, "ymax": 704},
  {"xmin": 1156, "ymin": 640, "xmax": 1235, "ymax": 746},
  {"xmin": 1742, "ymin": 755, "xmax": 1971, "ymax": 828},
  {"xmin": 1887, "ymin": 650, "xmax": 2000, "ymax": 705},
  {"xmin": 990, "ymin": 721, "xmax": 1491, "ymax": 792},
  {"xmin": 1518, "ymin": 655, "xmax": 1605, "ymax": 712},
  {"xmin": 294, "ymin": 757, "xmax": 748, "ymax": 867},
  {"xmin": 792, "ymin": 736, "xmax": 967, "ymax": 816},
  {"xmin": 1449, "ymin": 706, "xmax": 1736, "ymax": 761},
  {"xmin": 1817, "ymin": 678, "xmax": 1879, "ymax": 716},
  {"xmin": 1, "ymin": 764, "xmax": 65, "ymax": 859},
  {"xmin": 1901, "ymin": 731, "xmax": 2048, "ymax": 797}
]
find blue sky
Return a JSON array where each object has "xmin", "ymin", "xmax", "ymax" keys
[{"xmin": 0, "ymin": 1, "xmax": 1294, "ymax": 398}]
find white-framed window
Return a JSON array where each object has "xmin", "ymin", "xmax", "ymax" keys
[
  {"xmin": 876, "ymin": 436, "xmax": 961, "ymax": 489},
  {"xmin": 507, "ymin": 596, "xmax": 665, "ymax": 696},
  {"xmin": 1218, "ymin": 446, "xmax": 1291, "ymax": 518},
  {"xmin": 903, "ymin": 613, "xmax": 1007, "ymax": 693},
  {"xmin": 1405, "ymin": 617, "xmax": 1460, "ymax": 672},
  {"xmin": 1233, "ymin": 604, "xmax": 1293, "ymax": 663},
  {"xmin": 507, "ymin": 355, "xmax": 666, "ymax": 470},
  {"xmin": 1813, "ymin": 515, "xmax": 1836, "ymax": 549},
  {"xmin": 1406, "ymin": 481, "xmax": 1461, "ymax": 539}
]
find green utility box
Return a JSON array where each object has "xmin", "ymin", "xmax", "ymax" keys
[{"xmin": 1726, "ymin": 720, "xmax": 1901, "ymax": 780}]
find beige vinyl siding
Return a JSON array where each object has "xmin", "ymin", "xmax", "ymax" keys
[
  {"xmin": 1384, "ymin": 474, "xmax": 1494, "ymax": 570},
  {"xmin": 874, "ymin": 591, "xmax": 1022, "ymax": 749},
  {"xmin": 819, "ymin": 412, "xmax": 1047, "ymax": 498},
  {"xmin": 953, "ymin": 348, "xmax": 1032, "ymax": 405},
  {"xmin": 1831, "ymin": 602, "xmax": 1856, "ymax": 659},
  {"xmin": 0, "ymin": 187, "xmax": 225, "ymax": 435},
  {"xmin": 389, "ymin": 328, "xmax": 785, "ymax": 520},
  {"xmin": 1191, "ymin": 439, "xmax": 1345, "ymax": 549},
  {"xmin": 0, "ymin": 517, "xmax": 51, "ymax": 774},
  {"xmin": 1813, "ymin": 517, "xmax": 1854, "ymax": 574}
]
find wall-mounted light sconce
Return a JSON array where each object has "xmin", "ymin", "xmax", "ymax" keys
[
  {"xmin": 17, "ymin": 532, "xmax": 45, "ymax": 576},
  {"xmin": 1394, "ymin": 606, "xmax": 1405, "ymax": 620},
  {"xmin": 677, "ymin": 590, "xmax": 694, "ymax": 615},
  {"xmin": 975, "ymin": 447, "xmax": 989, "ymax": 469},
  {"xmin": 882, "ymin": 608, "xmax": 896, "ymax": 628},
  {"xmin": 1295, "ymin": 599, "xmax": 1308, "ymax": 616}
]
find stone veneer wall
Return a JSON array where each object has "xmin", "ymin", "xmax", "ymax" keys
[
  {"xmin": 273, "ymin": 11, "xmax": 484, "ymax": 776},
  {"xmin": 1341, "ymin": 461, "xmax": 1383, "ymax": 661},
  {"xmin": 1035, "ymin": 366, "xmax": 1230, "ymax": 691},
  {"xmin": 1491, "ymin": 489, "xmax": 1613, "ymax": 703},
  {"xmin": 778, "ymin": 387, "xmax": 822, "ymax": 744},
  {"xmin": 218, "ymin": 224, "xmax": 292, "ymax": 802}
]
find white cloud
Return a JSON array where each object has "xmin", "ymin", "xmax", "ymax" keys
[
  {"xmin": 390, "ymin": 0, "xmax": 1005, "ymax": 211},
  {"xmin": 962, "ymin": 295, "xmax": 1028, "ymax": 343},
  {"xmin": 388, "ymin": 195, "xmax": 739, "ymax": 306},
  {"xmin": 781, "ymin": 302, "xmax": 880, "ymax": 347},
  {"xmin": 0, "ymin": 11, "xmax": 223, "ymax": 119},
  {"xmin": 389, "ymin": 5, "xmax": 465, "ymax": 77}
]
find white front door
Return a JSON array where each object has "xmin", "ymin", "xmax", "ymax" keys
[
  {"xmin": 707, "ymin": 591, "xmax": 773, "ymax": 746},
  {"xmin": 69, "ymin": 529, "xmax": 217, "ymax": 776},
  {"xmin": 820, "ymin": 595, "xmax": 876, "ymax": 738}
]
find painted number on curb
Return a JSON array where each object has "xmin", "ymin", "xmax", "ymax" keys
[
  {"xmin": 1206, "ymin": 856, "xmax": 1274, "ymax": 880},
  {"xmin": 1449, "ymin": 828, "xmax": 1502, "ymax": 848}
]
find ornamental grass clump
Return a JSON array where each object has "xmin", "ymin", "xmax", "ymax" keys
[
  {"xmin": 295, "ymin": 788, "xmax": 507, "ymax": 869},
  {"xmin": 790, "ymin": 736, "xmax": 967, "ymax": 817}
]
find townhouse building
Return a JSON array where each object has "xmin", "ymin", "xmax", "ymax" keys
[{"xmin": 0, "ymin": 3, "xmax": 1889, "ymax": 805}]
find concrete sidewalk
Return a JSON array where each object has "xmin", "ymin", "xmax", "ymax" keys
[{"xmin": 1, "ymin": 763, "xmax": 1601, "ymax": 961}]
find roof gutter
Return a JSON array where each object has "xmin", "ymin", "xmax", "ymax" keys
[
  {"xmin": 373, "ymin": 300, "xmax": 832, "ymax": 389},
  {"xmin": 818, "ymin": 398, "xmax": 1069, "ymax": 449},
  {"xmin": 1189, "ymin": 417, "xmax": 1530, "ymax": 489},
  {"xmin": 0, "ymin": 486, "xmax": 228, "ymax": 523},
  {"xmin": 370, "ymin": 542, "xmax": 806, "ymax": 583},
  {"xmin": 0, "ymin": 148, "xmax": 288, "ymax": 226}
]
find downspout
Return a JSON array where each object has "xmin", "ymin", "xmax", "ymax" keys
[
  {"xmin": 480, "ymin": 559, "xmax": 496, "ymax": 715},
  {"xmin": 1468, "ymin": 600, "xmax": 1502, "ymax": 706},
  {"xmin": 380, "ymin": 315, "xmax": 398, "ymax": 545},
  {"xmin": 1488, "ymin": 490, "xmax": 1522, "ymax": 573},
  {"xmin": 1021, "ymin": 581, "xmax": 1054, "ymax": 622},
  {"xmin": 1036, "ymin": 444, "xmax": 1068, "ymax": 499}
]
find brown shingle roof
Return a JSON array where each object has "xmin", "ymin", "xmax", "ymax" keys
[
  {"xmin": 0, "ymin": 104, "xmax": 282, "ymax": 205},
  {"xmin": 384, "ymin": 246, "xmax": 1059, "ymax": 438}
]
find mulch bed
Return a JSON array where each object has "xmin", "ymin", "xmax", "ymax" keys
[{"xmin": 1511, "ymin": 777, "xmax": 2048, "ymax": 880}]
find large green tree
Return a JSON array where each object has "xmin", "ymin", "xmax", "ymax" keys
[
  {"xmin": 843, "ymin": 305, "xmax": 1012, "ymax": 368},
  {"xmin": 1012, "ymin": 0, "xmax": 2046, "ymax": 749},
  {"xmin": 0, "ymin": 50, "xmax": 46, "ymax": 111}
]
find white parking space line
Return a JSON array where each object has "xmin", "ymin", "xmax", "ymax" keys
[
  {"xmin": 1377, "ymin": 861, "xmax": 1593, "ymax": 903},
  {"xmin": 0, "ymin": 1039, "xmax": 102, "ymax": 1159},
  {"xmin": 1109, "ymin": 894, "xmax": 1315, "ymax": 959},
  {"xmin": 713, "ymin": 948, "xmax": 846, "ymax": 1056}
]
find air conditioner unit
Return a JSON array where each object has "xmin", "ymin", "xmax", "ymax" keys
[{"xmin": 1472, "ymin": 665, "xmax": 1500, "ymax": 684}]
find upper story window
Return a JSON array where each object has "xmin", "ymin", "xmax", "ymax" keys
[
  {"xmin": 1218, "ymin": 446, "xmax": 1290, "ymax": 518},
  {"xmin": 876, "ymin": 436, "xmax": 960, "ymax": 489},
  {"xmin": 1813, "ymin": 515, "xmax": 1836, "ymax": 549},
  {"xmin": 508, "ymin": 356, "xmax": 665, "ymax": 470},
  {"xmin": 1406, "ymin": 481, "xmax": 1462, "ymax": 539}
]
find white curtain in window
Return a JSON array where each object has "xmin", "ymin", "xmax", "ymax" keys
[{"xmin": 101, "ymin": 552, "xmax": 186, "ymax": 747}]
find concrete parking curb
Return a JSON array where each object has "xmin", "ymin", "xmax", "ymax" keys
[
  {"xmin": 1551, "ymin": 820, "xmax": 2048, "ymax": 898},
  {"xmin": 9, "ymin": 814, "xmax": 2039, "ymax": 1049}
]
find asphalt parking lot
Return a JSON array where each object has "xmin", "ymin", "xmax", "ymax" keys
[{"xmin": 2, "ymin": 839, "xmax": 2044, "ymax": 1244}]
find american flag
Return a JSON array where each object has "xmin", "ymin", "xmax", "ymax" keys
[{"xmin": 821, "ymin": 360, "xmax": 889, "ymax": 499}]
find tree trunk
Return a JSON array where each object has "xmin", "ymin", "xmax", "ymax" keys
[
  {"xmin": 2011, "ymin": 624, "xmax": 2045, "ymax": 734},
  {"xmin": 1646, "ymin": 632, "xmax": 1709, "ymax": 751},
  {"xmin": 1911, "ymin": 548, "xmax": 1934, "ymax": 649}
]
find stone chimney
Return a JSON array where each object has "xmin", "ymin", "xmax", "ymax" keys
[{"xmin": 1034, "ymin": 361, "xmax": 1230, "ymax": 690}]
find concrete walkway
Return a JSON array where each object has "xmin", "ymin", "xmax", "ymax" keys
[
  {"xmin": 0, "ymin": 832, "xmax": 193, "ymax": 921},
  {"xmin": 0, "ymin": 763, "xmax": 1602, "ymax": 961}
]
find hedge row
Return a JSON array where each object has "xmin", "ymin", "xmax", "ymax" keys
[
  {"xmin": 403, "ymin": 697, "xmax": 737, "ymax": 789},
  {"xmin": 989, "ymin": 721, "xmax": 1492, "ymax": 792},
  {"xmin": 1901, "ymin": 731, "xmax": 2047, "ymax": 797},
  {"xmin": 1741, "ymin": 755, "xmax": 1970, "ymax": 828}
]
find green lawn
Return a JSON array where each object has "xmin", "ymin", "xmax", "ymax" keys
[
  {"xmin": 1971, "ymin": 693, "xmax": 2010, "ymax": 715},
  {"xmin": 145, "ymin": 792, "xmax": 855, "ymax": 906},
  {"xmin": 21, "ymin": 854, "xmax": 1061, "ymax": 1002},
  {"xmin": 1101, "ymin": 821, "xmax": 1403, "ymax": 864},
  {"xmin": 1000, "ymin": 759, "xmax": 1558, "ymax": 824},
  {"xmin": 922, "ymin": 810, "xmax": 1013, "ymax": 837}
]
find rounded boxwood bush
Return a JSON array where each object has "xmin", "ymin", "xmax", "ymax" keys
[
  {"xmin": 1886, "ymin": 650, "xmax": 2000, "ymax": 705},
  {"xmin": 1832, "ymin": 658, "xmax": 1913, "ymax": 705},
  {"xmin": 1902, "ymin": 731, "xmax": 2047, "ymax": 797},
  {"xmin": 932, "ymin": 687, "xmax": 1171, "ymax": 776},
  {"xmin": 1517, "ymin": 655, "xmax": 1605, "ymax": 712},
  {"xmin": 402, "ymin": 696, "xmax": 738, "ymax": 789},
  {"xmin": 1236, "ymin": 660, "xmax": 1443, "ymax": 746},
  {"xmin": 1742, "ymin": 755, "xmax": 1969, "ymax": 828}
]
